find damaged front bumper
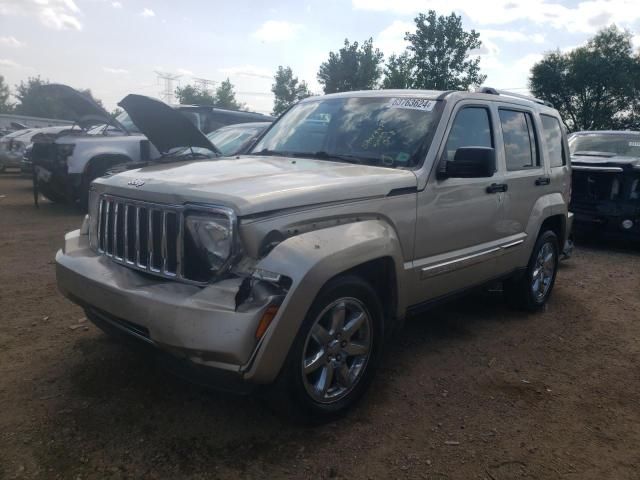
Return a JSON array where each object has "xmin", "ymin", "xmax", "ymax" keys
[{"xmin": 56, "ymin": 230, "xmax": 287, "ymax": 392}]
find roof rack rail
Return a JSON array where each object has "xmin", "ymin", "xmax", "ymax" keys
[{"xmin": 475, "ymin": 86, "xmax": 553, "ymax": 108}]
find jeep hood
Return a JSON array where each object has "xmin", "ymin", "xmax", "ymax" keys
[
  {"xmin": 118, "ymin": 94, "xmax": 219, "ymax": 155},
  {"xmin": 41, "ymin": 84, "xmax": 127, "ymax": 132},
  {"xmin": 97, "ymin": 155, "xmax": 418, "ymax": 216}
]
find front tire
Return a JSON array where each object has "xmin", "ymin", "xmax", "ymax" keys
[
  {"xmin": 278, "ymin": 275, "xmax": 384, "ymax": 421},
  {"xmin": 504, "ymin": 230, "xmax": 559, "ymax": 311}
]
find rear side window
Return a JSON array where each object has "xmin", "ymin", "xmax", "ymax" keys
[
  {"xmin": 499, "ymin": 109, "xmax": 540, "ymax": 171},
  {"xmin": 444, "ymin": 107, "xmax": 493, "ymax": 162},
  {"xmin": 541, "ymin": 115, "xmax": 566, "ymax": 167}
]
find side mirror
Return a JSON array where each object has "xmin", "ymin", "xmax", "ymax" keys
[{"xmin": 440, "ymin": 147, "xmax": 496, "ymax": 178}]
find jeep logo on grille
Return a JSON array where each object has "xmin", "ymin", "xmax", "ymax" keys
[{"xmin": 128, "ymin": 179, "xmax": 145, "ymax": 188}]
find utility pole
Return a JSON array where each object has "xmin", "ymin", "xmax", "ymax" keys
[{"xmin": 154, "ymin": 71, "xmax": 182, "ymax": 104}]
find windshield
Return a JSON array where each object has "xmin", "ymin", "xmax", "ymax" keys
[
  {"xmin": 251, "ymin": 96, "xmax": 443, "ymax": 168},
  {"xmin": 207, "ymin": 124, "xmax": 266, "ymax": 156},
  {"xmin": 115, "ymin": 112, "xmax": 141, "ymax": 134},
  {"xmin": 570, "ymin": 134, "xmax": 640, "ymax": 157}
]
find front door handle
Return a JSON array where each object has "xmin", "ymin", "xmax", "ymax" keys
[
  {"xmin": 535, "ymin": 177, "xmax": 551, "ymax": 186},
  {"xmin": 486, "ymin": 183, "xmax": 508, "ymax": 194}
]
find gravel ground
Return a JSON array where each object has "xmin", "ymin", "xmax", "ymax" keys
[{"xmin": 1, "ymin": 173, "xmax": 639, "ymax": 480}]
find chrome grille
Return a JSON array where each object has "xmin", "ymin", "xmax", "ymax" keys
[{"xmin": 96, "ymin": 195, "xmax": 182, "ymax": 280}]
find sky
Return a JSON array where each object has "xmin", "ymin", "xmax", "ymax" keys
[{"xmin": 0, "ymin": 0, "xmax": 639, "ymax": 115}]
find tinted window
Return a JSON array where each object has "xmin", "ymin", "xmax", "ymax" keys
[
  {"xmin": 499, "ymin": 109, "xmax": 539, "ymax": 170},
  {"xmin": 541, "ymin": 115, "xmax": 565, "ymax": 167},
  {"xmin": 444, "ymin": 107, "xmax": 492, "ymax": 161}
]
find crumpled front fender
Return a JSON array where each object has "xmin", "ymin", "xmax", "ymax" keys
[{"xmin": 242, "ymin": 219, "xmax": 406, "ymax": 383}]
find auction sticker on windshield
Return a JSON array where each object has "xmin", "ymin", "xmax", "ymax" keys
[{"xmin": 388, "ymin": 98, "xmax": 436, "ymax": 111}]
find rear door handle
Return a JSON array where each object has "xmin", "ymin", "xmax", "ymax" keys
[
  {"xmin": 535, "ymin": 177, "xmax": 551, "ymax": 186},
  {"xmin": 486, "ymin": 183, "xmax": 508, "ymax": 194}
]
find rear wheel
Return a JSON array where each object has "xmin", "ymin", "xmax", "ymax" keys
[
  {"xmin": 504, "ymin": 230, "xmax": 559, "ymax": 311},
  {"xmin": 277, "ymin": 275, "xmax": 384, "ymax": 421}
]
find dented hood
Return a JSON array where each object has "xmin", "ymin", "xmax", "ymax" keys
[
  {"xmin": 41, "ymin": 84, "xmax": 127, "ymax": 131},
  {"xmin": 118, "ymin": 94, "xmax": 218, "ymax": 154},
  {"xmin": 96, "ymin": 155, "xmax": 417, "ymax": 216}
]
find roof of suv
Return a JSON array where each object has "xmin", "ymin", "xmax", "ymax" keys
[{"xmin": 305, "ymin": 88, "xmax": 558, "ymax": 113}]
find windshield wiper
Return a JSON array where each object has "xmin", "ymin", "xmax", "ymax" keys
[
  {"xmin": 253, "ymin": 148, "xmax": 293, "ymax": 157},
  {"xmin": 287, "ymin": 151, "xmax": 373, "ymax": 164}
]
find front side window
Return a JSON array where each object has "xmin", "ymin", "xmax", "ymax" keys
[
  {"xmin": 444, "ymin": 107, "xmax": 493, "ymax": 162},
  {"xmin": 252, "ymin": 96, "xmax": 444, "ymax": 168},
  {"xmin": 499, "ymin": 109, "xmax": 540, "ymax": 171},
  {"xmin": 541, "ymin": 115, "xmax": 566, "ymax": 167}
]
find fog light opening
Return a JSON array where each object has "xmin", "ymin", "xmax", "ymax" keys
[
  {"xmin": 255, "ymin": 305, "xmax": 279, "ymax": 340},
  {"xmin": 621, "ymin": 219, "xmax": 634, "ymax": 230}
]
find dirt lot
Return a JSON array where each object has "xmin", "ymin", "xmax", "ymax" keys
[{"xmin": 1, "ymin": 173, "xmax": 639, "ymax": 480}]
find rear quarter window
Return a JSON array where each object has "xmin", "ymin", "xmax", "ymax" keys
[{"xmin": 541, "ymin": 115, "xmax": 566, "ymax": 167}]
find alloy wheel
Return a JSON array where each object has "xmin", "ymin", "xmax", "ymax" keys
[
  {"xmin": 531, "ymin": 241, "xmax": 556, "ymax": 302},
  {"xmin": 301, "ymin": 298, "xmax": 372, "ymax": 404}
]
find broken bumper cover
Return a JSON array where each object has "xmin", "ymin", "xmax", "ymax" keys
[{"xmin": 55, "ymin": 230, "xmax": 285, "ymax": 392}]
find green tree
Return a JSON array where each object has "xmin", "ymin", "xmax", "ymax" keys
[
  {"xmin": 271, "ymin": 66, "xmax": 311, "ymax": 116},
  {"xmin": 14, "ymin": 77, "xmax": 105, "ymax": 119},
  {"xmin": 110, "ymin": 107, "xmax": 123, "ymax": 118},
  {"xmin": 402, "ymin": 11, "xmax": 485, "ymax": 90},
  {"xmin": 317, "ymin": 38, "xmax": 384, "ymax": 94},
  {"xmin": 214, "ymin": 78, "xmax": 244, "ymax": 110},
  {"xmin": 382, "ymin": 52, "xmax": 414, "ymax": 89},
  {"xmin": 530, "ymin": 25, "xmax": 640, "ymax": 131},
  {"xmin": 0, "ymin": 75, "xmax": 13, "ymax": 113},
  {"xmin": 175, "ymin": 84, "xmax": 216, "ymax": 106}
]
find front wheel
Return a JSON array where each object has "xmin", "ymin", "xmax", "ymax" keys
[
  {"xmin": 504, "ymin": 230, "xmax": 559, "ymax": 311},
  {"xmin": 278, "ymin": 275, "xmax": 384, "ymax": 421}
]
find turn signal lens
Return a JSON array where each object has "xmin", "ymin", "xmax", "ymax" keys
[{"xmin": 255, "ymin": 305, "xmax": 279, "ymax": 340}]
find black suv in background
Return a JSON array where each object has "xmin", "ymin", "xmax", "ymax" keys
[{"xmin": 569, "ymin": 130, "xmax": 640, "ymax": 240}]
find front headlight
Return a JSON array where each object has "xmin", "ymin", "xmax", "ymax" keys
[{"xmin": 184, "ymin": 210, "xmax": 236, "ymax": 281}]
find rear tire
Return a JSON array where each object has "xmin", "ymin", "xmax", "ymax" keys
[
  {"xmin": 273, "ymin": 275, "xmax": 385, "ymax": 422},
  {"xmin": 504, "ymin": 230, "xmax": 559, "ymax": 311}
]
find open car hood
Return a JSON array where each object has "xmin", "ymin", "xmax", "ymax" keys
[
  {"xmin": 40, "ymin": 84, "xmax": 127, "ymax": 132},
  {"xmin": 118, "ymin": 94, "xmax": 219, "ymax": 155}
]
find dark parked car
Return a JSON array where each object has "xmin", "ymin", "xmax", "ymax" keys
[{"xmin": 569, "ymin": 130, "xmax": 640, "ymax": 239}]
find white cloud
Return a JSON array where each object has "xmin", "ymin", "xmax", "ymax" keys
[
  {"xmin": 480, "ymin": 29, "xmax": 545, "ymax": 44},
  {"xmin": 0, "ymin": 58, "xmax": 21, "ymax": 68},
  {"xmin": 0, "ymin": 0, "xmax": 83, "ymax": 30},
  {"xmin": 376, "ymin": 20, "xmax": 412, "ymax": 55},
  {"xmin": 140, "ymin": 7, "xmax": 155, "ymax": 17},
  {"xmin": 102, "ymin": 67, "xmax": 128, "ymax": 74},
  {"xmin": 0, "ymin": 35, "xmax": 24, "ymax": 47},
  {"xmin": 633, "ymin": 34, "xmax": 640, "ymax": 51},
  {"xmin": 252, "ymin": 20, "xmax": 302, "ymax": 42},
  {"xmin": 176, "ymin": 68, "xmax": 194, "ymax": 76},
  {"xmin": 219, "ymin": 65, "xmax": 273, "ymax": 80},
  {"xmin": 352, "ymin": 0, "xmax": 640, "ymax": 34},
  {"xmin": 111, "ymin": 1, "xmax": 122, "ymax": 8}
]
